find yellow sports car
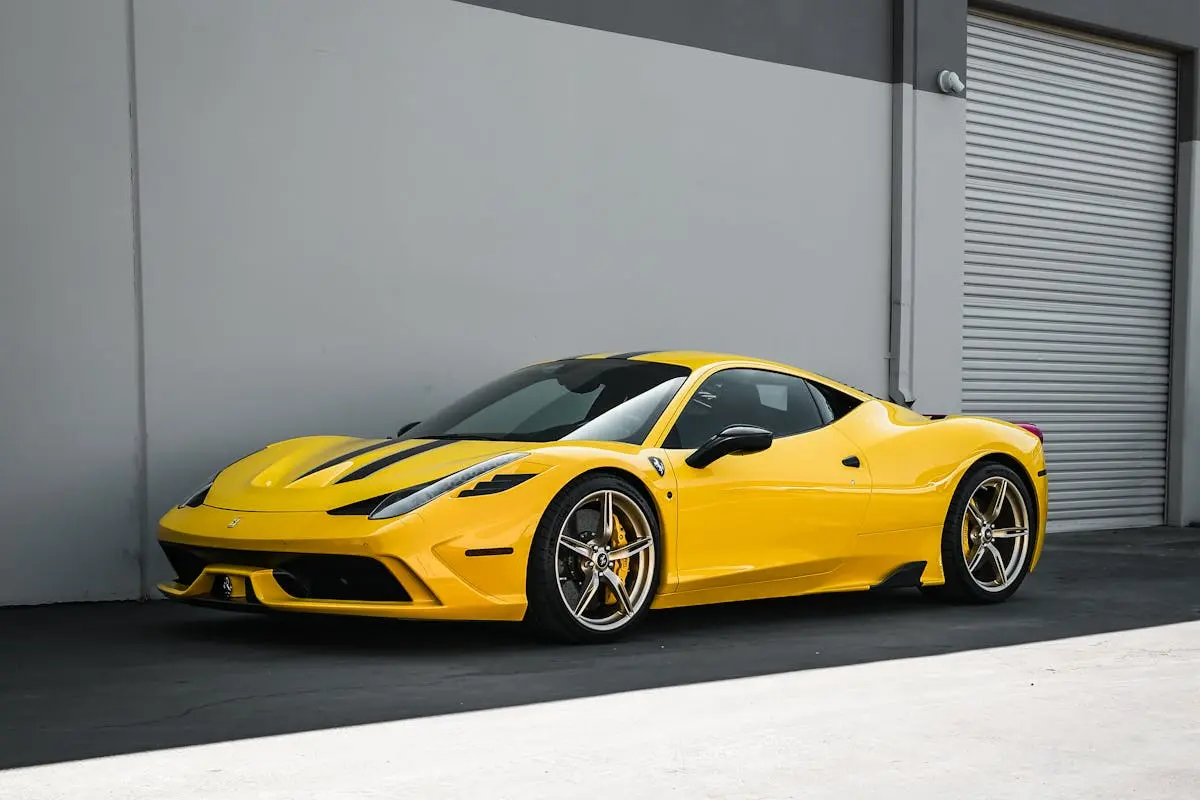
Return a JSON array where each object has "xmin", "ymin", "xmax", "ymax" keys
[{"xmin": 158, "ymin": 350, "xmax": 1047, "ymax": 642}]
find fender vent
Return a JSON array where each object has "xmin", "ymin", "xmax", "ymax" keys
[{"xmin": 458, "ymin": 473, "xmax": 535, "ymax": 498}]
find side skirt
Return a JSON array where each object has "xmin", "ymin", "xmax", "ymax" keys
[{"xmin": 869, "ymin": 560, "xmax": 928, "ymax": 591}]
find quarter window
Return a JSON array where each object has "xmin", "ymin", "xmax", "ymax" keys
[
  {"xmin": 806, "ymin": 379, "xmax": 863, "ymax": 421},
  {"xmin": 666, "ymin": 368, "xmax": 827, "ymax": 450}
]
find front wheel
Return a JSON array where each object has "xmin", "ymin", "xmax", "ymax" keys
[
  {"xmin": 525, "ymin": 475, "xmax": 660, "ymax": 643},
  {"xmin": 932, "ymin": 462, "xmax": 1036, "ymax": 603}
]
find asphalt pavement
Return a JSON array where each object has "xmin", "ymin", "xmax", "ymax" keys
[{"xmin": 2, "ymin": 526, "xmax": 1198, "ymax": 771}]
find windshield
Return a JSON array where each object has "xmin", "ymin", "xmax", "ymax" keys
[{"xmin": 403, "ymin": 359, "xmax": 691, "ymax": 444}]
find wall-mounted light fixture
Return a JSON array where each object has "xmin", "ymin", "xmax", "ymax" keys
[{"xmin": 937, "ymin": 69, "xmax": 965, "ymax": 95}]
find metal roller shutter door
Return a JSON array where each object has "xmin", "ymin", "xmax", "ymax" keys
[{"xmin": 963, "ymin": 12, "xmax": 1177, "ymax": 532}]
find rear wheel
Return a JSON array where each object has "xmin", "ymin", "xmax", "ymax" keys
[
  {"xmin": 930, "ymin": 462, "xmax": 1036, "ymax": 603},
  {"xmin": 525, "ymin": 475, "xmax": 660, "ymax": 643}
]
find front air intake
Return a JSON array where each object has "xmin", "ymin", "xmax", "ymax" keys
[
  {"xmin": 271, "ymin": 554, "xmax": 411, "ymax": 602},
  {"xmin": 158, "ymin": 542, "xmax": 410, "ymax": 602}
]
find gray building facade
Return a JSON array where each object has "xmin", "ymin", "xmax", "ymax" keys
[{"xmin": 1, "ymin": 0, "xmax": 1197, "ymax": 606}]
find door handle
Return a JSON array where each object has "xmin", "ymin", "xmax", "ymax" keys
[{"xmin": 842, "ymin": 455, "xmax": 860, "ymax": 468}]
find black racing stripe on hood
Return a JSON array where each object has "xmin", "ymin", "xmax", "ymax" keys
[
  {"xmin": 334, "ymin": 439, "xmax": 455, "ymax": 484},
  {"xmin": 293, "ymin": 439, "xmax": 398, "ymax": 482},
  {"xmin": 609, "ymin": 350, "xmax": 659, "ymax": 359}
]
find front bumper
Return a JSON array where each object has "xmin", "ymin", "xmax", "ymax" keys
[{"xmin": 156, "ymin": 501, "xmax": 536, "ymax": 622}]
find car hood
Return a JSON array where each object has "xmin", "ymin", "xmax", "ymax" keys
[{"xmin": 203, "ymin": 436, "xmax": 547, "ymax": 513}]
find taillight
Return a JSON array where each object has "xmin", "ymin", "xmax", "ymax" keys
[{"xmin": 1015, "ymin": 422, "xmax": 1044, "ymax": 442}]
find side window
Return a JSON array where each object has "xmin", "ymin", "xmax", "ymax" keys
[
  {"xmin": 667, "ymin": 368, "xmax": 826, "ymax": 450},
  {"xmin": 806, "ymin": 379, "xmax": 863, "ymax": 422}
]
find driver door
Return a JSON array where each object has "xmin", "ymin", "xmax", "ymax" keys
[{"xmin": 661, "ymin": 368, "xmax": 870, "ymax": 597}]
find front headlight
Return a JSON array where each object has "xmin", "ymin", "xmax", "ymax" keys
[{"xmin": 368, "ymin": 452, "xmax": 528, "ymax": 520}]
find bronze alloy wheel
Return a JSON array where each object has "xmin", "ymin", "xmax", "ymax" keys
[
  {"xmin": 928, "ymin": 462, "xmax": 1037, "ymax": 604},
  {"xmin": 960, "ymin": 475, "xmax": 1032, "ymax": 593},
  {"xmin": 526, "ymin": 474, "xmax": 661, "ymax": 643},
  {"xmin": 553, "ymin": 488, "xmax": 656, "ymax": 632}
]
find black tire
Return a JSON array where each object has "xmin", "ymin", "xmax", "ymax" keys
[
  {"xmin": 931, "ymin": 461, "xmax": 1037, "ymax": 604},
  {"xmin": 525, "ymin": 474, "xmax": 662, "ymax": 644}
]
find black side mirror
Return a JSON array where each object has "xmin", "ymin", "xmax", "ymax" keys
[
  {"xmin": 396, "ymin": 421, "xmax": 420, "ymax": 438},
  {"xmin": 685, "ymin": 424, "xmax": 773, "ymax": 469}
]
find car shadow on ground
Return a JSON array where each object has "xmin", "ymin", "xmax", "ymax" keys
[
  {"xmin": 1, "ymin": 527, "xmax": 1197, "ymax": 770},
  {"xmin": 151, "ymin": 582, "xmax": 1038, "ymax": 655}
]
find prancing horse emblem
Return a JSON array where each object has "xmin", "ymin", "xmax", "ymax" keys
[{"xmin": 227, "ymin": 517, "xmax": 241, "ymax": 528}]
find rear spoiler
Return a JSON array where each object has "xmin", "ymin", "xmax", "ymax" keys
[{"xmin": 925, "ymin": 414, "xmax": 1044, "ymax": 442}]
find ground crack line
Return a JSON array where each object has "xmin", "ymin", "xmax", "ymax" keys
[{"xmin": 95, "ymin": 686, "xmax": 350, "ymax": 730}]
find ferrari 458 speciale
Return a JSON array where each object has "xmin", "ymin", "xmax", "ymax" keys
[{"xmin": 158, "ymin": 350, "xmax": 1047, "ymax": 642}]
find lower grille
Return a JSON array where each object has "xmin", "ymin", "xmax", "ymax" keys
[
  {"xmin": 271, "ymin": 555, "xmax": 411, "ymax": 602},
  {"xmin": 159, "ymin": 542, "xmax": 411, "ymax": 602}
]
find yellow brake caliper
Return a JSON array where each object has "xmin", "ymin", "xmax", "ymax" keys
[{"xmin": 604, "ymin": 513, "xmax": 631, "ymax": 606}]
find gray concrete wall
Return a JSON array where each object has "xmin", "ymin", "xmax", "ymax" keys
[
  {"xmin": 1169, "ymin": 54, "xmax": 1200, "ymax": 529},
  {"xmin": 1169, "ymin": 141, "xmax": 1200, "ymax": 527},
  {"xmin": 131, "ymin": 0, "xmax": 893, "ymax": 592},
  {"xmin": 982, "ymin": 0, "xmax": 1200, "ymax": 51},
  {"xmin": 2, "ymin": 0, "xmax": 1195, "ymax": 607},
  {"xmin": 889, "ymin": 0, "xmax": 969, "ymax": 415},
  {"xmin": 907, "ymin": 89, "xmax": 967, "ymax": 415},
  {"xmin": 0, "ymin": 1, "xmax": 142, "ymax": 604}
]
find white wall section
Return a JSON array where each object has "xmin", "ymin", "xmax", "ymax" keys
[{"xmin": 0, "ymin": 1, "xmax": 142, "ymax": 604}]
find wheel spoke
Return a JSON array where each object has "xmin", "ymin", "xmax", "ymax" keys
[
  {"xmin": 609, "ymin": 538, "xmax": 651, "ymax": 561},
  {"xmin": 967, "ymin": 545, "xmax": 987, "ymax": 572},
  {"xmin": 573, "ymin": 571, "xmax": 601, "ymax": 617},
  {"xmin": 599, "ymin": 491, "xmax": 614, "ymax": 545},
  {"xmin": 985, "ymin": 479, "xmax": 1008, "ymax": 524},
  {"xmin": 602, "ymin": 569, "xmax": 632, "ymax": 615},
  {"xmin": 991, "ymin": 527, "xmax": 1028, "ymax": 539},
  {"xmin": 560, "ymin": 535, "xmax": 592, "ymax": 559},
  {"xmin": 985, "ymin": 543, "xmax": 1007, "ymax": 584},
  {"xmin": 967, "ymin": 499, "xmax": 988, "ymax": 528}
]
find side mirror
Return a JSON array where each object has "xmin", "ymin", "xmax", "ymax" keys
[
  {"xmin": 396, "ymin": 421, "xmax": 420, "ymax": 438},
  {"xmin": 685, "ymin": 424, "xmax": 773, "ymax": 469}
]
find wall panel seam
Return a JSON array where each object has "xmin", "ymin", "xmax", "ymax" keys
[{"xmin": 125, "ymin": 0, "xmax": 150, "ymax": 599}]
